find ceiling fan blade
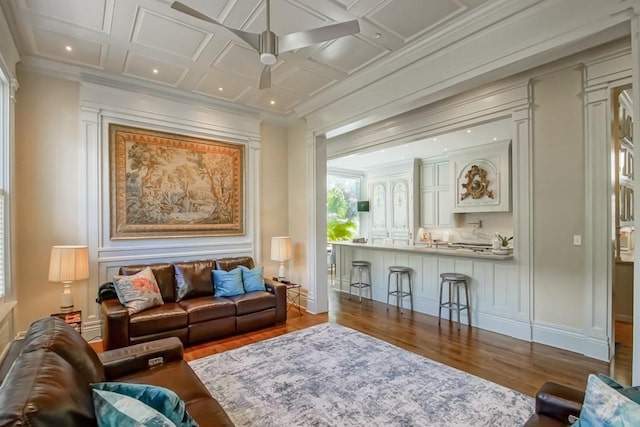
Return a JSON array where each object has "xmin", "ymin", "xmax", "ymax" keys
[
  {"xmin": 171, "ymin": 1, "xmax": 260, "ymax": 51},
  {"xmin": 259, "ymin": 65, "xmax": 271, "ymax": 90},
  {"xmin": 278, "ymin": 20, "xmax": 360, "ymax": 54}
]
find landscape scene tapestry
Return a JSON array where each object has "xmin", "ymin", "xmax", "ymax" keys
[{"xmin": 109, "ymin": 124, "xmax": 244, "ymax": 239}]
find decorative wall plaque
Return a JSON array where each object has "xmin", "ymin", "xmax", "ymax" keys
[{"xmin": 460, "ymin": 165, "xmax": 494, "ymax": 201}]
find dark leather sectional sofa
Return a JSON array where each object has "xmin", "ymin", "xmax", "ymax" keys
[
  {"xmin": 0, "ymin": 316, "xmax": 234, "ymax": 426},
  {"xmin": 100, "ymin": 256, "xmax": 287, "ymax": 350},
  {"xmin": 523, "ymin": 381, "xmax": 585, "ymax": 426}
]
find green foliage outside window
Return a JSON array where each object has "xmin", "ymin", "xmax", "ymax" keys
[{"xmin": 327, "ymin": 185, "xmax": 358, "ymax": 241}]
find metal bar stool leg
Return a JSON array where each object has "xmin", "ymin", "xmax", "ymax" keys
[
  {"xmin": 386, "ymin": 271, "xmax": 392, "ymax": 309},
  {"xmin": 448, "ymin": 282, "xmax": 453, "ymax": 323},
  {"xmin": 456, "ymin": 282, "xmax": 461, "ymax": 330},
  {"xmin": 358, "ymin": 267, "xmax": 363, "ymax": 303},
  {"xmin": 438, "ymin": 279, "xmax": 444, "ymax": 324},
  {"xmin": 408, "ymin": 273, "xmax": 413, "ymax": 311},
  {"xmin": 465, "ymin": 281, "xmax": 471, "ymax": 327}
]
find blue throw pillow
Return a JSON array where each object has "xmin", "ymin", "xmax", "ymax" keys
[
  {"xmin": 239, "ymin": 265, "xmax": 266, "ymax": 292},
  {"xmin": 596, "ymin": 373, "xmax": 640, "ymax": 404},
  {"xmin": 212, "ymin": 268, "xmax": 245, "ymax": 297},
  {"xmin": 91, "ymin": 382, "xmax": 197, "ymax": 427},
  {"xmin": 92, "ymin": 388, "xmax": 176, "ymax": 427},
  {"xmin": 574, "ymin": 374, "xmax": 640, "ymax": 426}
]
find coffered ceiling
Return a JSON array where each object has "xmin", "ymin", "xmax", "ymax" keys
[{"xmin": 1, "ymin": 0, "xmax": 492, "ymax": 116}]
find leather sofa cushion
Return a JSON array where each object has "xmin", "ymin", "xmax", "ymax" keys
[
  {"xmin": 22, "ymin": 317, "xmax": 105, "ymax": 383},
  {"xmin": 117, "ymin": 360, "xmax": 212, "ymax": 407},
  {"xmin": 0, "ymin": 350, "xmax": 97, "ymax": 426},
  {"xmin": 129, "ymin": 304, "xmax": 188, "ymax": 337},
  {"xmin": 120, "ymin": 263, "xmax": 176, "ymax": 303},
  {"xmin": 216, "ymin": 256, "xmax": 255, "ymax": 271},
  {"xmin": 228, "ymin": 291, "xmax": 276, "ymax": 315},
  {"xmin": 174, "ymin": 260, "xmax": 216, "ymax": 302},
  {"xmin": 178, "ymin": 296, "xmax": 236, "ymax": 323},
  {"xmin": 186, "ymin": 397, "xmax": 235, "ymax": 426}
]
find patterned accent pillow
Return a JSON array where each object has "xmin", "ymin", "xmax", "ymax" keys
[
  {"xmin": 91, "ymin": 383, "xmax": 197, "ymax": 427},
  {"xmin": 113, "ymin": 266, "xmax": 164, "ymax": 314},
  {"xmin": 212, "ymin": 268, "xmax": 245, "ymax": 297},
  {"xmin": 574, "ymin": 374, "xmax": 640, "ymax": 426},
  {"xmin": 239, "ymin": 265, "xmax": 266, "ymax": 292},
  {"xmin": 92, "ymin": 388, "xmax": 176, "ymax": 427}
]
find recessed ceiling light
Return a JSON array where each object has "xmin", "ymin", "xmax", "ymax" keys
[
  {"xmin": 493, "ymin": 137, "xmax": 497, "ymax": 141},
  {"xmin": 152, "ymin": 68, "xmax": 159, "ymax": 74},
  {"xmin": 432, "ymin": 138, "xmax": 437, "ymax": 141},
  {"xmin": 400, "ymin": 156, "xmax": 405, "ymax": 160},
  {"xmin": 218, "ymin": 87, "xmax": 223, "ymax": 91},
  {"xmin": 404, "ymin": 144, "xmax": 409, "ymax": 147},
  {"xmin": 373, "ymin": 32, "xmax": 382, "ymax": 39},
  {"xmin": 381, "ymin": 150, "xmax": 385, "ymax": 153},
  {"xmin": 466, "ymin": 129, "xmax": 471, "ymax": 133},
  {"xmin": 65, "ymin": 45, "xmax": 72, "ymax": 52},
  {"xmin": 270, "ymin": 100, "xmax": 276, "ymax": 105},
  {"xmin": 444, "ymin": 147, "xmax": 448, "ymax": 152}
]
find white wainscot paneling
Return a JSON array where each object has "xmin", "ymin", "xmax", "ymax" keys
[{"xmin": 334, "ymin": 244, "xmax": 528, "ymax": 341}]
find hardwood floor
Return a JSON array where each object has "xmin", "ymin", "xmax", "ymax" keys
[{"xmin": 93, "ymin": 288, "xmax": 633, "ymax": 397}]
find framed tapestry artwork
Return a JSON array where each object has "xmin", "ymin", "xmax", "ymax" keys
[{"xmin": 109, "ymin": 124, "xmax": 244, "ymax": 239}]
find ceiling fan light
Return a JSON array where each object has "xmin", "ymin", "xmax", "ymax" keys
[{"xmin": 260, "ymin": 53, "xmax": 277, "ymax": 65}]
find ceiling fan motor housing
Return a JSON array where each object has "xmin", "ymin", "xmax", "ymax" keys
[{"xmin": 260, "ymin": 31, "xmax": 277, "ymax": 65}]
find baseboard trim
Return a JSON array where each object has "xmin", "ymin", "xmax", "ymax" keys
[
  {"xmin": 615, "ymin": 314, "xmax": 633, "ymax": 323},
  {"xmin": 533, "ymin": 321, "xmax": 610, "ymax": 362}
]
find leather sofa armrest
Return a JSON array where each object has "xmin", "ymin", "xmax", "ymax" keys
[
  {"xmin": 100, "ymin": 299, "xmax": 130, "ymax": 351},
  {"xmin": 264, "ymin": 278, "xmax": 287, "ymax": 323},
  {"xmin": 98, "ymin": 337, "xmax": 184, "ymax": 380},
  {"xmin": 535, "ymin": 381, "xmax": 584, "ymax": 423}
]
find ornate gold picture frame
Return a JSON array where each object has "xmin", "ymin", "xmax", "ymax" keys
[{"xmin": 109, "ymin": 124, "xmax": 244, "ymax": 239}]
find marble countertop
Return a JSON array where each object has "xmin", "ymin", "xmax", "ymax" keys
[{"xmin": 331, "ymin": 241, "xmax": 513, "ymax": 260}]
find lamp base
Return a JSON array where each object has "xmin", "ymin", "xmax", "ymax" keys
[
  {"xmin": 60, "ymin": 283, "xmax": 74, "ymax": 313},
  {"xmin": 278, "ymin": 262, "xmax": 286, "ymax": 281}
]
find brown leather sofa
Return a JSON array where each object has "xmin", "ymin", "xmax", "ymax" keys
[
  {"xmin": 523, "ymin": 381, "xmax": 585, "ymax": 426},
  {"xmin": 100, "ymin": 256, "xmax": 287, "ymax": 350},
  {"xmin": 0, "ymin": 316, "xmax": 234, "ymax": 426}
]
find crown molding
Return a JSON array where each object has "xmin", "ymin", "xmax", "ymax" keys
[{"xmin": 17, "ymin": 56, "xmax": 293, "ymax": 127}]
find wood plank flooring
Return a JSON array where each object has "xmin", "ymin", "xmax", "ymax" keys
[{"xmin": 92, "ymin": 288, "xmax": 632, "ymax": 397}]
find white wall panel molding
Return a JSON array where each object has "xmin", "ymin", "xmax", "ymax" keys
[
  {"xmin": 583, "ymin": 44, "xmax": 632, "ymax": 363},
  {"xmin": 630, "ymin": 13, "xmax": 640, "ymax": 385},
  {"xmin": 80, "ymin": 80, "xmax": 264, "ymax": 334}
]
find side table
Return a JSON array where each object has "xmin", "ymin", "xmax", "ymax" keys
[
  {"xmin": 285, "ymin": 283, "xmax": 303, "ymax": 314},
  {"xmin": 51, "ymin": 310, "xmax": 82, "ymax": 334}
]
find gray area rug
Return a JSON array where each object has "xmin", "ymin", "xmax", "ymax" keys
[{"xmin": 189, "ymin": 323, "xmax": 533, "ymax": 426}]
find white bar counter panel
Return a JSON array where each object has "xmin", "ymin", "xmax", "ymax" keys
[{"xmin": 332, "ymin": 242, "xmax": 530, "ymax": 341}]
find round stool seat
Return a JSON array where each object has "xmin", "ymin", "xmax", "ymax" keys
[
  {"xmin": 352, "ymin": 260, "xmax": 371, "ymax": 267},
  {"xmin": 389, "ymin": 266, "xmax": 411, "ymax": 273},
  {"xmin": 440, "ymin": 272, "xmax": 470, "ymax": 282}
]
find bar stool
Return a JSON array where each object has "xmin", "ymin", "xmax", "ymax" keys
[
  {"xmin": 438, "ymin": 272, "xmax": 471, "ymax": 330},
  {"xmin": 386, "ymin": 266, "xmax": 413, "ymax": 314},
  {"xmin": 349, "ymin": 260, "xmax": 371, "ymax": 302}
]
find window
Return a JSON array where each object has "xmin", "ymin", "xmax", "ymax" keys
[
  {"xmin": 327, "ymin": 173, "xmax": 362, "ymax": 241},
  {"xmin": 0, "ymin": 68, "xmax": 10, "ymax": 301}
]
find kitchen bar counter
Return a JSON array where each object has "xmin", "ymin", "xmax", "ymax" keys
[
  {"xmin": 331, "ymin": 240, "xmax": 528, "ymax": 343},
  {"xmin": 331, "ymin": 241, "xmax": 513, "ymax": 260}
]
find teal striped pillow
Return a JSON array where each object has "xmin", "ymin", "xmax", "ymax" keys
[{"xmin": 92, "ymin": 388, "xmax": 176, "ymax": 427}]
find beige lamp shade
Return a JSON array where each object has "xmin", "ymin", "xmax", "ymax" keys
[
  {"xmin": 270, "ymin": 237, "xmax": 292, "ymax": 262},
  {"xmin": 48, "ymin": 246, "xmax": 89, "ymax": 282},
  {"xmin": 271, "ymin": 237, "xmax": 292, "ymax": 280},
  {"xmin": 48, "ymin": 245, "xmax": 89, "ymax": 314}
]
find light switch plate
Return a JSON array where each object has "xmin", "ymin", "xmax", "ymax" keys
[{"xmin": 573, "ymin": 235, "xmax": 582, "ymax": 246}]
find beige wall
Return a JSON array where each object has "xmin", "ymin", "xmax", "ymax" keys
[
  {"xmin": 260, "ymin": 121, "xmax": 289, "ymax": 280},
  {"xmin": 287, "ymin": 120, "xmax": 307, "ymax": 287},
  {"xmin": 532, "ymin": 67, "xmax": 585, "ymax": 328},
  {"xmin": 14, "ymin": 67, "xmax": 88, "ymax": 333}
]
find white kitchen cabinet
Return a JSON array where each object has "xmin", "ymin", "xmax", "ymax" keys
[
  {"xmin": 367, "ymin": 160, "xmax": 418, "ymax": 246},
  {"xmin": 419, "ymin": 160, "xmax": 452, "ymax": 227},
  {"xmin": 450, "ymin": 140, "xmax": 511, "ymax": 213}
]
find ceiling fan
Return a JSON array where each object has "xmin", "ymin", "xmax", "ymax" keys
[{"xmin": 171, "ymin": 0, "xmax": 360, "ymax": 89}]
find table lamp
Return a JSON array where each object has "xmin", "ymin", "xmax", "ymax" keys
[
  {"xmin": 271, "ymin": 236, "xmax": 292, "ymax": 281},
  {"xmin": 48, "ymin": 245, "xmax": 89, "ymax": 313}
]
